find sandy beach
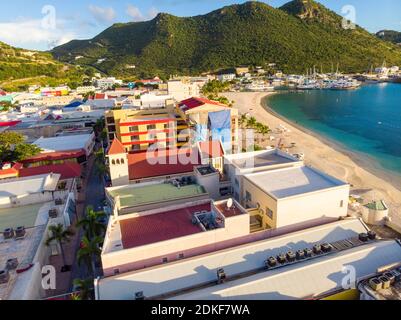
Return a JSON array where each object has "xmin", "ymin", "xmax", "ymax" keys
[{"xmin": 225, "ymin": 91, "xmax": 401, "ymax": 228}]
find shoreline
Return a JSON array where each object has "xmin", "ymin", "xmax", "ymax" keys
[
  {"xmin": 262, "ymin": 93, "xmax": 401, "ymax": 192},
  {"xmin": 225, "ymin": 91, "xmax": 401, "ymax": 222}
]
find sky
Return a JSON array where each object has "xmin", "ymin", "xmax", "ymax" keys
[{"xmin": 0, "ymin": 0, "xmax": 400, "ymax": 51}]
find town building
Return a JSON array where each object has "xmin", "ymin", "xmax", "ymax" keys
[
  {"xmin": 167, "ymin": 79, "xmax": 204, "ymax": 102},
  {"xmin": 94, "ymin": 218, "xmax": 401, "ymax": 300},
  {"xmin": 242, "ymin": 165, "xmax": 350, "ymax": 230},
  {"xmin": 176, "ymin": 97, "xmax": 239, "ymax": 153}
]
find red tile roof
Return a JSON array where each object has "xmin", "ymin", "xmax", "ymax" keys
[
  {"xmin": 21, "ymin": 149, "xmax": 86, "ymax": 163},
  {"xmin": 120, "ymin": 203, "xmax": 211, "ymax": 249},
  {"xmin": 0, "ymin": 163, "xmax": 23, "ymax": 176},
  {"xmin": 178, "ymin": 97, "xmax": 226, "ymax": 112},
  {"xmin": 0, "ymin": 90, "xmax": 6, "ymax": 96},
  {"xmin": 19, "ymin": 163, "xmax": 82, "ymax": 180},
  {"xmin": 108, "ymin": 139, "xmax": 126, "ymax": 155},
  {"xmin": 94, "ymin": 93, "xmax": 106, "ymax": 100},
  {"xmin": 127, "ymin": 148, "xmax": 201, "ymax": 180},
  {"xmin": 199, "ymin": 140, "xmax": 224, "ymax": 159}
]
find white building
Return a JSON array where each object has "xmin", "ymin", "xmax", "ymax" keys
[
  {"xmin": 223, "ymin": 149, "xmax": 302, "ymax": 203},
  {"xmin": 33, "ymin": 133, "xmax": 95, "ymax": 156},
  {"xmin": 95, "ymin": 78, "xmax": 123, "ymax": 90},
  {"xmin": 216, "ymin": 73, "xmax": 236, "ymax": 82},
  {"xmin": 167, "ymin": 80, "xmax": 203, "ymax": 102},
  {"xmin": 94, "ymin": 218, "xmax": 388, "ymax": 300},
  {"xmin": 242, "ymin": 166, "xmax": 350, "ymax": 229},
  {"xmin": 76, "ymin": 86, "xmax": 96, "ymax": 94}
]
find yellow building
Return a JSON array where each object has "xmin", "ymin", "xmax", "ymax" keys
[{"xmin": 105, "ymin": 105, "xmax": 190, "ymax": 152}]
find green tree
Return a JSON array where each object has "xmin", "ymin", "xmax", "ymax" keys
[
  {"xmin": 73, "ymin": 278, "xmax": 94, "ymax": 300},
  {"xmin": 77, "ymin": 236, "xmax": 102, "ymax": 278},
  {"xmin": 246, "ymin": 117, "xmax": 257, "ymax": 129},
  {"xmin": 77, "ymin": 206, "xmax": 106, "ymax": 240},
  {"xmin": 45, "ymin": 224, "xmax": 75, "ymax": 268},
  {"xmin": 0, "ymin": 131, "xmax": 41, "ymax": 163}
]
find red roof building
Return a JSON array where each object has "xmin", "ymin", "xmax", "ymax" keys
[
  {"xmin": 178, "ymin": 97, "xmax": 226, "ymax": 113},
  {"xmin": 127, "ymin": 147, "xmax": 202, "ymax": 181},
  {"xmin": 19, "ymin": 163, "xmax": 82, "ymax": 180},
  {"xmin": 120, "ymin": 203, "xmax": 211, "ymax": 249},
  {"xmin": 0, "ymin": 163, "xmax": 23, "ymax": 179},
  {"xmin": 21, "ymin": 149, "xmax": 86, "ymax": 165},
  {"xmin": 198, "ymin": 140, "xmax": 225, "ymax": 159},
  {"xmin": 108, "ymin": 139, "xmax": 126, "ymax": 155}
]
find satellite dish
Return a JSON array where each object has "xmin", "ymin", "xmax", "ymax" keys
[{"xmin": 227, "ymin": 198, "xmax": 233, "ymax": 209}]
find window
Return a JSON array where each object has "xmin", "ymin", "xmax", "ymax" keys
[
  {"xmin": 113, "ymin": 269, "xmax": 120, "ymax": 275},
  {"xmin": 162, "ymin": 257, "xmax": 168, "ymax": 264},
  {"xmin": 108, "ymin": 125, "xmax": 116, "ymax": 132},
  {"xmin": 245, "ymin": 191, "xmax": 252, "ymax": 203},
  {"xmin": 106, "ymin": 117, "xmax": 115, "ymax": 124},
  {"xmin": 178, "ymin": 253, "xmax": 185, "ymax": 260},
  {"xmin": 129, "ymin": 126, "xmax": 139, "ymax": 132},
  {"xmin": 121, "ymin": 158, "xmax": 125, "ymax": 164},
  {"xmin": 340, "ymin": 200, "xmax": 344, "ymax": 208},
  {"xmin": 266, "ymin": 207, "xmax": 274, "ymax": 219},
  {"xmin": 112, "ymin": 160, "xmax": 116, "ymax": 165},
  {"xmin": 147, "ymin": 124, "xmax": 156, "ymax": 130},
  {"xmin": 132, "ymin": 145, "xmax": 141, "ymax": 151},
  {"xmin": 131, "ymin": 135, "xmax": 140, "ymax": 141},
  {"xmin": 116, "ymin": 159, "xmax": 120, "ymax": 165},
  {"xmin": 164, "ymin": 123, "xmax": 169, "ymax": 130}
]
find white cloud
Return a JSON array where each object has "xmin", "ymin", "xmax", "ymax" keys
[
  {"xmin": 89, "ymin": 5, "xmax": 116, "ymax": 24},
  {"xmin": 126, "ymin": 5, "xmax": 159, "ymax": 22},
  {"xmin": 0, "ymin": 19, "xmax": 76, "ymax": 50},
  {"xmin": 127, "ymin": 5, "xmax": 144, "ymax": 21}
]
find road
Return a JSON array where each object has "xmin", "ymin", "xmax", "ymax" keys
[{"xmin": 68, "ymin": 151, "xmax": 106, "ymax": 290}]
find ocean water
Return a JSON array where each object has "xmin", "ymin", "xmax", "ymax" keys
[{"xmin": 265, "ymin": 83, "xmax": 401, "ymax": 176}]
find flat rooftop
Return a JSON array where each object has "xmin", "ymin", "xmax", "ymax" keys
[
  {"xmin": 0, "ymin": 173, "xmax": 60, "ymax": 200},
  {"xmin": 226, "ymin": 149, "xmax": 299, "ymax": 171},
  {"xmin": 33, "ymin": 133, "xmax": 93, "ymax": 152},
  {"xmin": 109, "ymin": 183, "xmax": 207, "ymax": 208},
  {"xmin": 0, "ymin": 203, "xmax": 45, "ymax": 231},
  {"xmin": 120, "ymin": 203, "xmax": 212, "ymax": 249},
  {"xmin": 245, "ymin": 166, "xmax": 347, "ymax": 199}
]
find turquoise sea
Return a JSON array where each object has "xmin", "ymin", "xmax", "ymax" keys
[{"xmin": 265, "ymin": 83, "xmax": 401, "ymax": 178}]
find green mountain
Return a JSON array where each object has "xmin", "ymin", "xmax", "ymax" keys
[
  {"xmin": 51, "ymin": 0, "xmax": 401, "ymax": 77},
  {"xmin": 376, "ymin": 30, "xmax": 401, "ymax": 45},
  {"xmin": 0, "ymin": 41, "xmax": 90, "ymax": 92}
]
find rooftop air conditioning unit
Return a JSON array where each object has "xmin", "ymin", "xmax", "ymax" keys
[
  {"xmin": 369, "ymin": 278, "xmax": 383, "ymax": 291},
  {"xmin": 135, "ymin": 291, "xmax": 145, "ymax": 301},
  {"xmin": 379, "ymin": 276, "xmax": 391, "ymax": 289},
  {"xmin": 15, "ymin": 226, "xmax": 26, "ymax": 239},
  {"xmin": 277, "ymin": 254, "xmax": 287, "ymax": 265},
  {"xmin": 384, "ymin": 272, "xmax": 396, "ymax": 285},
  {"xmin": 367, "ymin": 231, "xmax": 377, "ymax": 240},
  {"xmin": 296, "ymin": 250, "xmax": 305, "ymax": 260},
  {"xmin": 217, "ymin": 268, "xmax": 227, "ymax": 284},
  {"xmin": 304, "ymin": 248, "xmax": 313, "ymax": 258},
  {"xmin": 359, "ymin": 233, "xmax": 369, "ymax": 242},
  {"xmin": 286, "ymin": 251, "xmax": 296, "ymax": 262},
  {"xmin": 321, "ymin": 243, "xmax": 333, "ymax": 253},
  {"xmin": 6, "ymin": 258, "xmax": 19, "ymax": 270},
  {"xmin": 49, "ymin": 209, "xmax": 58, "ymax": 219},
  {"xmin": 266, "ymin": 256, "xmax": 277, "ymax": 268},
  {"xmin": 3, "ymin": 228, "xmax": 14, "ymax": 240},
  {"xmin": 0, "ymin": 269, "xmax": 10, "ymax": 284},
  {"xmin": 313, "ymin": 244, "xmax": 322, "ymax": 254}
]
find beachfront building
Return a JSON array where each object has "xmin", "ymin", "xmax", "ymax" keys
[
  {"xmin": 94, "ymin": 218, "xmax": 401, "ymax": 300},
  {"xmin": 176, "ymin": 97, "xmax": 239, "ymax": 153},
  {"xmin": 167, "ymin": 79, "xmax": 204, "ymax": 102},
  {"xmin": 223, "ymin": 149, "xmax": 302, "ymax": 204},
  {"xmin": 242, "ymin": 166, "xmax": 350, "ymax": 231}
]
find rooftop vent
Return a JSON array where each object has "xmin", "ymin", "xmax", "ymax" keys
[
  {"xmin": 15, "ymin": 226, "xmax": 26, "ymax": 239},
  {"xmin": 3, "ymin": 228, "xmax": 14, "ymax": 239},
  {"xmin": 6, "ymin": 258, "xmax": 19, "ymax": 270},
  {"xmin": 266, "ymin": 256, "xmax": 277, "ymax": 268},
  {"xmin": 304, "ymin": 248, "xmax": 313, "ymax": 258},
  {"xmin": 286, "ymin": 251, "xmax": 296, "ymax": 262},
  {"xmin": 313, "ymin": 244, "xmax": 322, "ymax": 254},
  {"xmin": 0, "ymin": 269, "xmax": 10, "ymax": 284},
  {"xmin": 49, "ymin": 208, "xmax": 58, "ymax": 219},
  {"xmin": 134, "ymin": 291, "xmax": 145, "ymax": 300},
  {"xmin": 359, "ymin": 233, "xmax": 369, "ymax": 242},
  {"xmin": 379, "ymin": 276, "xmax": 391, "ymax": 289},
  {"xmin": 296, "ymin": 250, "xmax": 305, "ymax": 260},
  {"xmin": 217, "ymin": 268, "xmax": 227, "ymax": 284},
  {"xmin": 321, "ymin": 243, "xmax": 333, "ymax": 253},
  {"xmin": 277, "ymin": 254, "xmax": 287, "ymax": 264},
  {"xmin": 369, "ymin": 278, "xmax": 383, "ymax": 291},
  {"xmin": 367, "ymin": 231, "xmax": 377, "ymax": 240}
]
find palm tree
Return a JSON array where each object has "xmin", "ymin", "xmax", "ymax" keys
[
  {"xmin": 77, "ymin": 236, "xmax": 102, "ymax": 279},
  {"xmin": 246, "ymin": 117, "xmax": 257, "ymax": 129},
  {"xmin": 45, "ymin": 224, "xmax": 75, "ymax": 269},
  {"xmin": 73, "ymin": 278, "xmax": 94, "ymax": 300},
  {"xmin": 239, "ymin": 114, "xmax": 248, "ymax": 128},
  {"xmin": 77, "ymin": 206, "xmax": 106, "ymax": 239}
]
